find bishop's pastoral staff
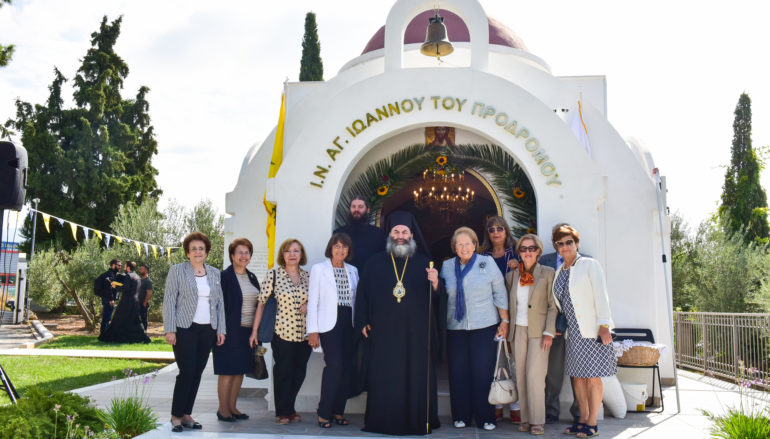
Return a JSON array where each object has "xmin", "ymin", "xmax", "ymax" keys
[{"xmin": 355, "ymin": 211, "xmax": 441, "ymax": 435}]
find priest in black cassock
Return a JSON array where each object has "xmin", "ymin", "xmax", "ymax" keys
[
  {"xmin": 355, "ymin": 211, "xmax": 440, "ymax": 435},
  {"xmin": 334, "ymin": 195, "xmax": 386, "ymax": 270}
]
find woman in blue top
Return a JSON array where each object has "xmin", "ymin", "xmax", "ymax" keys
[
  {"xmin": 441, "ymin": 227, "xmax": 509, "ymax": 431},
  {"xmin": 480, "ymin": 215, "xmax": 520, "ymax": 282}
]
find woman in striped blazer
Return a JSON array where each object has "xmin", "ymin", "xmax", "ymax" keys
[{"xmin": 163, "ymin": 231, "xmax": 226, "ymax": 433}]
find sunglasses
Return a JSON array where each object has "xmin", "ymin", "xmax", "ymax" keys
[
  {"xmin": 519, "ymin": 246, "xmax": 539, "ymax": 253},
  {"xmin": 554, "ymin": 239, "xmax": 575, "ymax": 248},
  {"xmin": 487, "ymin": 226, "xmax": 506, "ymax": 234}
]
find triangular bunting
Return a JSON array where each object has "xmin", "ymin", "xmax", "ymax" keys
[
  {"xmin": 105, "ymin": 234, "xmax": 112, "ymax": 248},
  {"xmin": 42, "ymin": 214, "xmax": 51, "ymax": 233},
  {"xmin": 134, "ymin": 241, "xmax": 141, "ymax": 256},
  {"xmin": 94, "ymin": 230, "xmax": 102, "ymax": 240},
  {"xmin": 69, "ymin": 222, "xmax": 79, "ymax": 241},
  {"xmin": 83, "ymin": 227, "xmax": 89, "ymax": 242},
  {"xmin": 152, "ymin": 245, "xmax": 158, "ymax": 259}
]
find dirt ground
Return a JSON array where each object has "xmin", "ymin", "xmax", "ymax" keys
[{"xmin": 35, "ymin": 312, "xmax": 165, "ymax": 337}]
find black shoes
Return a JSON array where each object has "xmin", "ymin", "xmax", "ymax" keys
[
  {"xmin": 182, "ymin": 419, "xmax": 203, "ymax": 429},
  {"xmin": 217, "ymin": 411, "xmax": 237, "ymax": 422}
]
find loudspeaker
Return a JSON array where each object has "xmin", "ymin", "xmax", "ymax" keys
[{"xmin": 0, "ymin": 141, "xmax": 28, "ymax": 211}]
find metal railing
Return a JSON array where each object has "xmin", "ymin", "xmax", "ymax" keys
[{"xmin": 674, "ymin": 312, "xmax": 770, "ymax": 388}]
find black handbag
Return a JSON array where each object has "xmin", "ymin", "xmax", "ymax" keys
[
  {"xmin": 246, "ymin": 346, "xmax": 269, "ymax": 380},
  {"xmin": 555, "ymin": 312, "xmax": 567, "ymax": 334},
  {"xmin": 257, "ymin": 270, "xmax": 278, "ymax": 343}
]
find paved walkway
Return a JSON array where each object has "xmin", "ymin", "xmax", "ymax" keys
[
  {"xmin": 2, "ymin": 323, "xmax": 762, "ymax": 438},
  {"xmin": 0, "ymin": 323, "xmax": 39, "ymax": 349},
  {"xmin": 72, "ymin": 359, "xmax": 761, "ymax": 439}
]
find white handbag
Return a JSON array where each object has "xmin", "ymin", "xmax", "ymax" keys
[{"xmin": 488, "ymin": 339, "xmax": 517, "ymax": 405}]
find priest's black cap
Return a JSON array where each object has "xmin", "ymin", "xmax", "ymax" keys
[{"xmin": 385, "ymin": 210, "xmax": 431, "ymax": 258}]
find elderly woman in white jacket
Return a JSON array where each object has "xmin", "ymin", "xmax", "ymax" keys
[
  {"xmin": 307, "ymin": 233, "xmax": 359, "ymax": 429},
  {"xmin": 551, "ymin": 225, "xmax": 615, "ymax": 439}
]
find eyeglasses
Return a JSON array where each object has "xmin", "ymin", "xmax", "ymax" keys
[
  {"xmin": 554, "ymin": 239, "xmax": 575, "ymax": 248},
  {"xmin": 519, "ymin": 246, "xmax": 539, "ymax": 253},
  {"xmin": 189, "ymin": 246, "xmax": 206, "ymax": 252},
  {"xmin": 332, "ymin": 244, "xmax": 348, "ymax": 250},
  {"xmin": 487, "ymin": 226, "xmax": 505, "ymax": 234}
]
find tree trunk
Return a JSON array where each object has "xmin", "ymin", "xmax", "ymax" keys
[{"xmin": 53, "ymin": 268, "xmax": 95, "ymax": 332}]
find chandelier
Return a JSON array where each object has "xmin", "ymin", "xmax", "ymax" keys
[{"xmin": 413, "ymin": 154, "xmax": 475, "ymax": 217}]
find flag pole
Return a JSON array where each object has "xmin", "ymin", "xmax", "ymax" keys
[
  {"xmin": 426, "ymin": 261, "xmax": 434, "ymax": 434},
  {"xmin": 653, "ymin": 168, "xmax": 681, "ymax": 413}
]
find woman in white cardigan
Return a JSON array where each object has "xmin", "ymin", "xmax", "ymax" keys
[
  {"xmin": 307, "ymin": 233, "xmax": 359, "ymax": 428},
  {"xmin": 551, "ymin": 225, "xmax": 615, "ymax": 439}
]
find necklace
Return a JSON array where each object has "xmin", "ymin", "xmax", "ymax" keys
[{"xmin": 390, "ymin": 253, "xmax": 409, "ymax": 303}]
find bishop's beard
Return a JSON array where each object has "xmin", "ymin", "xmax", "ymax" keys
[{"xmin": 386, "ymin": 237, "xmax": 417, "ymax": 258}]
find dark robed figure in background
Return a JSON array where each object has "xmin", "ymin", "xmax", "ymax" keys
[
  {"xmin": 334, "ymin": 195, "xmax": 386, "ymax": 271},
  {"xmin": 99, "ymin": 261, "xmax": 150, "ymax": 344},
  {"xmin": 355, "ymin": 211, "xmax": 440, "ymax": 435}
]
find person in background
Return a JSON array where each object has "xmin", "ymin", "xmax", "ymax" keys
[
  {"xmin": 249, "ymin": 239, "xmax": 311, "ymax": 425},
  {"xmin": 95, "ymin": 259, "xmax": 121, "ymax": 335},
  {"xmin": 99, "ymin": 260, "xmax": 150, "ymax": 344},
  {"xmin": 551, "ymin": 225, "xmax": 615, "ymax": 439},
  {"xmin": 334, "ymin": 196, "xmax": 386, "ymax": 271},
  {"xmin": 213, "ymin": 238, "xmax": 260, "ymax": 422},
  {"xmin": 138, "ymin": 264, "xmax": 153, "ymax": 331},
  {"xmin": 163, "ymin": 232, "xmax": 226, "ymax": 433},
  {"xmin": 480, "ymin": 215, "xmax": 521, "ymax": 423},
  {"xmin": 441, "ymin": 227, "xmax": 509, "ymax": 431},
  {"xmin": 507, "ymin": 234, "xmax": 556, "ymax": 436},
  {"xmin": 307, "ymin": 233, "xmax": 359, "ymax": 428}
]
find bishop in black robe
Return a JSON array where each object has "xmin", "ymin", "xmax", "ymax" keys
[{"xmin": 355, "ymin": 212, "xmax": 440, "ymax": 435}]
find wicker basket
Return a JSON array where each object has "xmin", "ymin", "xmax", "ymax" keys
[{"xmin": 617, "ymin": 346, "xmax": 660, "ymax": 366}]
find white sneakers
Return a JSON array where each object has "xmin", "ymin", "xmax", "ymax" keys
[{"xmin": 453, "ymin": 420, "xmax": 496, "ymax": 431}]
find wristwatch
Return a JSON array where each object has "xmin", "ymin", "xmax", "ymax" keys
[{"xmin": 501, "ymin": 318, "xmax": 510, "ymax": 323}]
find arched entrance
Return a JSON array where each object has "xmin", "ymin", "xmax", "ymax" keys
[{"xmin": 335, "ymin": 142, "xmax": 537, "ymax": 265}]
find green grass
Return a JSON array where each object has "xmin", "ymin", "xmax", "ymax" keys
[
  {"xmin": 39, "ymin": 335, "xmax": 172, "ymax": 351},
  {"xmin": 0, "ymin": 356, "xmax": 168, "ymax": 405}
]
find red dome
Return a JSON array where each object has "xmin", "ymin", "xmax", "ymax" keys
[{"xmin": 361, "ymin": 9, "xmax": 528, "ymax": 55}]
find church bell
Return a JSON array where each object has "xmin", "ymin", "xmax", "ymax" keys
[{"xmin": 420, "ymin": 11, "xmax": 454, "ymax": 58}]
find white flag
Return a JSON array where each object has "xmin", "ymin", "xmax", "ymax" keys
[{"xmin": 570, "ymin": 99, "xmax": 592, "ymax": 156}]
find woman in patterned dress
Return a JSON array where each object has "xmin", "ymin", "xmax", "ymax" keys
[
  {"xmin": 307, "ymin": 233, "xmax": 359, "ymax": 428},
  {"xmin": 551, "ymin": 225, "xmax": 615, "ymax": 438},
  {"xmin": 213, "ymin": 238, "xmax": 261, "ymax": 422},
  {"xmin": 249, "ymin": 239, "xmax": 311, "ymax": 425}
]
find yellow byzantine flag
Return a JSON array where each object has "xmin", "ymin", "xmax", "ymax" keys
[
  {"xmin": 42, "ymin": 213, "xmax": 51, "ymax": 233},
  {"xmin": 263, "ymin": 92, "xmax": 286, "ymax": 269},
  {"xmin": 134, "ymin": 241, "xmax": 142, "ymax": 256},
  {"xmin": 94, "ymin": 230, "xmax": 102, "ymax": 240},
  {"xmin": 69, "ymin": 222, "xmax": 78, "ymax": 241},
  {"xmin": 152, "ymin": 245, "xmax": 158, "ymax": 259}
]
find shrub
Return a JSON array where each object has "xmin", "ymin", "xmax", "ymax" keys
[
  {"xmin": 0, "ymin": 387, "xmax": 105, "ymax": 438},
  {"xmin": 98, "ymin": 368, "xmax": 159, "ymax": 438}
]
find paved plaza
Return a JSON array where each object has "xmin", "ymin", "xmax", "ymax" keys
[{"xmin": 72, "ymin": 357, "xmax": 753, "ymax": 439}]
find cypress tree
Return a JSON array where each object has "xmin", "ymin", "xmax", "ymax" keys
[
  {"xmin": 299, "ymin": 12, "xmax": 323, "ymax": 81},
  {"xmin": 719, "ymin": 93, "xmax": 769, "ymax": 244}
]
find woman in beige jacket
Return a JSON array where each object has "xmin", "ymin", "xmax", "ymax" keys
[{"xmin": 507, "ymin": 234, "xmax": 556, "ymax": 436}]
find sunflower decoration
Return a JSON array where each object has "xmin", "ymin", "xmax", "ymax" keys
[
  {"xmin": 436, "ymin": 155, "xmax": 448, "ymax": 166},
  {"xmin": 513, "ymin": 187, "xmax": 525, "ymax": 199},
  {"xmin": 376, "ymin": 175, "xmax": 391, "ymax": 197}
]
